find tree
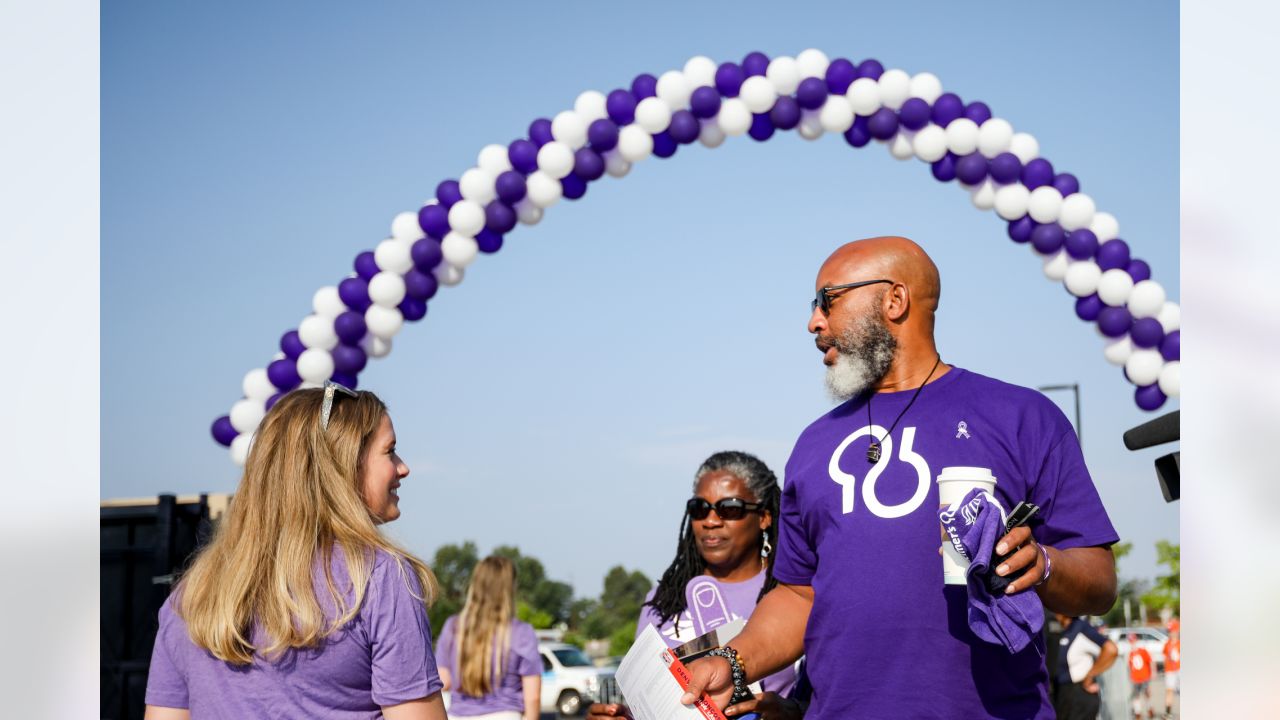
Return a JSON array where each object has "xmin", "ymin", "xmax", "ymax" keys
[
  {"xmin": 1103, "ymin": 541, "xmax": 1145, "ymax": 627},
  {"xmin": 428, "ymin": 541, "xmax": 479, "ymax": 636},
  {"xmin": 1140, "ymin": 540, "xmax": 1179, "ymax": 615}
]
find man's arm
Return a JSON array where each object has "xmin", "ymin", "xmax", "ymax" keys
[
  {"xmin": 1081, "ymin": 640, "xmax": 1119, "ymax": 694},
  {"xmin": 993, "ymin": 525, "xmax": 1118, "ymax": 616}
]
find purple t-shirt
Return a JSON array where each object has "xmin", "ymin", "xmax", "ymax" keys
[
  {"xmin": 636, "ymin": 571, "xmax": 797, "ymax": 698},
  {"xmin": 772, "ymin": 367, "xmax": 1118, "ymax": 719},
  {"xmin": 145, "ymin": 548, "xmax": 442, "ymax": 718},
  {"xmin": 436, "ymin": 616, "xmax": 541, "ymax": 716}
]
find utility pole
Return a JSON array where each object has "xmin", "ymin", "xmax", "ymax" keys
[{"xmin": 1038, "ymin": 383, "xmax": 1082, "ymax": 451}]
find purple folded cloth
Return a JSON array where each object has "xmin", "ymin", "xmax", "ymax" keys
[{"xmin": 939, "ymin": 488, "xmax": 1044, "ymax": 654}]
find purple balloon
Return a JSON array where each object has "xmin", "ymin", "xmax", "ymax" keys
[
  {"xmin": 651, "ymin": 132, "xmax": 677, "ymax": 159},
  {"xmin": 1097, "ymin": 307, "xmax": 1133, "ymax": 338},
  {"xmin": 398, "ymin": 296, "xmax": 428, "ymax": 322},
  {"xmin": 930, "ymin": 93, "xmax": 964, "ymax": 127},
  {"xmin": 267, "ymin": 358, "xmax": 302, "ymax": 392},
  {"xmin": 411, "ymin": 237, "xmax": 443, "ymax": 271},
  {"xmin": 476, "ymin": 229, "xmax": 504, "ymax": 253},
  {"xmin": 668, "ymin": 110, "xmax": 701, "ymax": 144},
  {"xmin": 265, "ymin": 392, "xmax": 285, "ymax": 411},
  {"xmin": 714, "ymin": 63, "xmax": 745, "ymax": 97},
  {"xmin": 931, "ymin": 153, "xmax": 958, "ymax": 182},
  {"xmin": 494, "ymin": 171, "xmax": 527, "ymax": 205},
  {"xmin": 770, "ymin": 96, "xmax": 801, "ymax": 130},
  {"xmin": 485, "ymin": 201, "xmax": 517, "ymax": 234},
  {"xmin": 330, "ymin": 372, "xmax": 358, "ymax": 390},
  {"xmin": 338, "ymin": 277, "xmax": 372, "ymax": 312},
  {"xmin": 856, "ymin": 58, "xmax": 884, "ymax": 80},
  {"xmin": 1160, "ymin": 330, "xmax": 1180, "ymax": 361},
  {"xmin": 418, "ymin": 204, "xmax": 449, "ymax": 238},
  {"xmin": 742, "ymin": 51, "xmax": 770, "ymax": 77},
  {"xmin": 955, "ymin": 153, "xmax": 989, "ymax": 185},
  {"xmin": 867, "ymin": 108, "xmax": 899, "ymax": 140},
  {"xmin": 404, "ymin": 268, "xmax": 438, "ymax": 301},
  {"xmin": 1065, "ymin": 229, "xmax": 1099, "ymax": 260},
  {"xmin": 1127, "ymin": 259, "xmax": 1152, "ymax": 283},
  {"xmin": 528, "ymin": 118, "xmax": 554, "ymax": 147},
  {"xmin": 748, "ymin": 113, "xmax": 775, "ymax": 142},
  {"xmin": 334, "ymin": 310, "xmax": 367, "ymax": 345},
  {"xmin": 1075, "ymin": 294, "xmax": 1104, "ymax": 321},
  {"xmin": 606, "ymin": 89, "xmax": 637, "ymax": 125},
  {"xmin": 573, "ymin": 148, "xmax": 605, "ymax": 180},
  {"xmin": 1031, "ymin": 223, "xmax": 1065, "ymax": 254},
  {"xmin": 508, "ymin": 139, "xmax": 540, "ymax": 173},
  {"xmin": 1008, "ymin": 217, "xmax": 1036, "ymax": 243},
  {"xmin": 561, "ymin": 173, "xmax": 589, "ymax": 198},
  {"xmin": 280, "ymin": 330, "xmax": 305, "ymax": 360},
  {"xmin": 844, "ymin": 116, "xmax": 872, "ymax": 147},
  {"xmin": 436, "ymin": 180, "xmax": 462, "ymax": 207},
  {"xmin": 587, "ymin": 119, "xmax": 620, "ymax": 152},
  {"xmin": 211, "ymin": 416, "xmax": 237, "ymax": 447},
  {"xmin": 963, "ymin": 102, "xmax": 993, "ymax": 125},
  {"xmin": 796, "ymin": 77, "xmax": 828, "ymax": 110},
  {"xmin": 332, "ymin": 343, "xmax": 368, "ymax": 374},
  {"xmin": 826, "ymin": 58, "xmax": 858, "ymax": 94},
  {"xmin": 898, "ymin": 98, "xmax": 931, "ymax": 130},
  {"xmin": 1021, "ymin": 159, "xmax": 1055, "ymax": 190},
  {"xmin": 690, "ymin": 86, "xmax": 722, "ymax": 118},
  {"xmin": 1130, "ymin": 317, "xmax": 1165, "ymax": 349},
  {"xmin": 1052, "ymin": 173, "xmax": 1080, "ymax": 197},
  {"xmin": 989, "ymin": 152, "xmax": 1023, "ymax": 184},
  {"xmin": 631, "ymin": 73, "xmax": 658, "ymax": 99},
  {"xmin": 354, "ymin": 251, "xmax": 379, "ymax": 280},
  {"xmin": 1096, "ymin": 239, "xmax": 1131, "ymax": 271},
  {"xmin": 1135, "ymin": 384, "xmax": 1167, "ymax": 411}
]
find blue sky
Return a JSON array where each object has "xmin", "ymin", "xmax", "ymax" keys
[{"xmin": 102, "ymin": 0, "xmax": 1178, "ymax": 595}]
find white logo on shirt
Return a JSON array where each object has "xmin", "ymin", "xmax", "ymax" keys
[
  {"xmin": 956, "ymin": 421, "xmax": 971, "ymax": 439},
  {"xmin": 829, "ymin": 425, "xmax": 932, "ymax": 519}
]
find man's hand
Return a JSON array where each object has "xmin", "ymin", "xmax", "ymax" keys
[
  {"xmin": 586, "ymin": 703, "xmax": 633, "ymax": 719},
  {"xmin": 1082, "ymin": 676, "xmax": 1101, "ymax": 694},
  {"xmin": 724, "ymin": 692, "xmax": 804, "ymax": 719},
  {"xmin": 679, "ymin": 655, "xmax": 735, "ymax": 710},
  {"xmin": 993, "ymin": 525, "xmax": 1045, "ymax": 595}
]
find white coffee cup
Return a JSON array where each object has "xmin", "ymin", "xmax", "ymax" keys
[{"xmin": 937, "ymin": 466, "xmax": 998, "ymax": 585}]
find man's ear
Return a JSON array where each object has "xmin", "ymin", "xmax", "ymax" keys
[{"xmin": 884, "ymin": 282, "xmax": 910, "ymax": 321}]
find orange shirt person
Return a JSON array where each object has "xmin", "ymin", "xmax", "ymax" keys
[
  {"xmin": 1127, "ymin": 634, "xmax": 1154, "ymax": 719},
  {"xmin": 1162, "ymin": 619, "xmax": 1181, "ymax": 714}
]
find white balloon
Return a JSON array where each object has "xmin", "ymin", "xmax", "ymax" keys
[
  {"xmin": 1064, "ymin": 260, "xmax": 1102, "ymax": 297},
  {"xmin": 798, "ymin": 110, "xmax": 826, "ymax": 141},
  {"xmin": 1058, "ymin": 193, "xmax": 1096, "ymax": 231},
  {"xmin": 656, "ymin": 70, "xmax": 692, "ymax": 110},
  {"xmin": 1159, "ymin": 362, "xmax": 1180, "ymax": 397},
  {"xmin": 536, "ymin": 141, "xmax": 575, "ymax": 179},
  {"xmin": 243, "ymin": 368, "xmax": 276, "ymax": 400},
  {"xmin": 796, "ymin": 48, "xmax": 830, "ymax": 78},
  {"xmin": 526, "ymin": 170, "xmax": 563, "ymax": 207},
  {"xmin": 635, "ymin": 96, "xmax": 673, "ymax": 134},
  {"xmin": 312, "ymin": 285, "xmax": 346, "ymax": 318},
  {"xmin": 477, "ymin": 143, "xmax": 513, "ymax": 175},
  {"xmin": 1103, "ymin": 336, "xmax": 1134, "ymax": 366},
  {"xmin": 909, "ymin": 72, "xmax": 943, "ymax": 103},
  {"xmin": 297, "ymin": 347, "xmax": 335, "ymax": 384},
  {"xmin": 361, "ymin": 333, "xmax": 392, "ymax": 358},
  {"xmin": 739, "ymin": 75, "xmax": 779, "ymax": 114},
  {"xmin": 877, "ymin": 69, "xmax": 911, "ymax": 110},
  {"xmin": 1127, "ymin": 280, "xmax": 1167, "ymax": 319},
  {"xmin": 1090, "ymin": 212, "xmax": 1120, "ymax": 241},
  {"xmin": 945, "ymin": 118, "xmax": 980, "ymax": 155},
  {"xmin": 617, "ymin": 124, "xmax": 655, "ymax": 160},
  {"xmin": 368, "ymin": 270, "xmax": 407, "ymax": 307},
  {"xmin": 230, "ymin": 432, "xmax": 254, "ymax": 466},
  {"xmin": 375, "ymin": 237, "xmax": 414, "ymax": 275},
  {"xmin": 552, "ymin": 110, "xmax": 588, "ymax": 149},
  {"xmin": 819, "ymin": 95, "xmax": 854, "ymax": 133},
  {"xmin": 1126, "ymin": 349, "xmax": 1164, "ymax": 387},
  {"xmin": 390, "ymin": 211, "xmax": 423, "ymax": 241},
  {"xmin": 573, "ymin": 91, "xmax": 608, "ymax": 123},
  {"xmin": 1098, "ymin": 268, "xmax": 1136, "ymax": 306},
  {"xmin": 969, "ymin": 178, "xmax": 997, "ymax": 209},
  {"xmin": 272, "ymin": 351, "xmax": 285, "ymax": 361},
  {"xmin": 994, "ymin": 184, "xmax": 1031, "ymax": 220},
  {"xmin": 447, "ymin": 200, "xmax": 486, "ymax": 236},
  {"xmin": 365, "ymin": 305, "xmax": 404, "ymax": 339},
  {"xmin": 977, "ymin": 118, "xmax": 1014, "ymax": 158},
  {"xmin": 699, "ymin": 118, "xmax": 727, "ymax": 148},
  {"xmin": 1156, "ymin": 302, "xmax": 1181, "ymax": 333},
  {"xmin": 515, "ymin": 198, "xmax": 543, "ymax": 225},
  {"xmin": 911, "ymin": 125, "xmax": 948, "ymax": 162},
  {"xmin": 298, "ymin": 314, "xmax": 338, "ymax": 350},
  {"xmin": 766, "ymin": 56, "xmax": 801, "ymax": 95},
  {"xmin": 434, "ymin": 263, "xmax": 464, "ymax": 287},
  {"xmin": 1027, "ymin": 186, "xmax": 1064, "ymax": 224},
  {"xmin": 846, "ymin": 78, "xmax": 881, "ymax": 116},
  {"xmin": 459, "ymin": 167, "xmax": 497, "ymax": 205},
  {"xmin": 1042, "ymin": 250, "xmax": 1070, "ymax": 281},
  {"xmin": 441, "ymin": 232, "xmax": 479, "ymax": 268},
  {"xmin": 718, "ymin": 98, "xmax": 752, "ymax": 136},
  {"xmin": 1009, "ymin": 132, "xmax": 1040, "ymax": 163},
  {"xmin": 683, "ymin": 55, "xmax": 718, "ymax": 87},
  {"xmin": 603, "ymin": 149, "xmax": 631, "ymax": 177}
]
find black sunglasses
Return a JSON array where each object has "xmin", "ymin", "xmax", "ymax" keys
[
  {"xmin": 811, "ymin": 279, "xmax": 893, "ymax": 314},
  {"xmin": 686, "ymin": 497, "xmax": 764, "ymax": 521}
]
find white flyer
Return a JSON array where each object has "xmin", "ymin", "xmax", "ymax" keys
[{"xmin": 614, "ymin": 624, "xmax": 727, "ymax": 720}]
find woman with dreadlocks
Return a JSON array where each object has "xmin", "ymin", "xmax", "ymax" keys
[{"xmin": 588, "ymin": 451, "xmax": 805, "ymax": 720}]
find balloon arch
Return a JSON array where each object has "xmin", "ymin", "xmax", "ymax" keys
[{"xmin": 211, "ymin": 49, "xmax": 1180, "ymax": 465}]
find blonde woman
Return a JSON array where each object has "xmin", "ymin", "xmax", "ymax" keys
[
  {"xmin": 437, "ymin": 556, "xmax": 542, "ymax": 720},
  {"xmin": 144, "ymin": 383, "xmax": 447, "ymax": 720}
]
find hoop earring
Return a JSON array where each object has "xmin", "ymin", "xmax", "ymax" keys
[{"xmin": 760, "ymin": 532, "xmax": 773, "ymax": 559}]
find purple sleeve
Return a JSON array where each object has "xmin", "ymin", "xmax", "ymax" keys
[
  {"xmin": 771, "ymin": 471, "xmax": 817, "ymax": 585},
  {"xmin": 144, "ymin": 598, "xmax": 189, "ymax": 709},
  {"xmin": 365, "ymin": 556, "xmax": 444, "ymax": 706},
  {"xmin": 1029, "ymin": 432, "xmax": 1120, "ymax": 551},
  {"xmin": 634, "ymin": 587, "xmax": 661, "ymax": 639},
  {"xmin": 436, "ymin": 615, "xmax": 457, "ymax": 676},
  {"xmin": 509, "ymin": 621, "xmax": 542, "ymax": 677}
]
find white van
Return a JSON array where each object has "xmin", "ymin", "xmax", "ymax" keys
[{"xmin": 538, "ymin": 642, "xmax": 615, "ymax": 716}]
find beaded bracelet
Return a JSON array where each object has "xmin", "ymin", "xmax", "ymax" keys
[
  {"xmin": 1034, "ymin": 544, "xmax": 1053, "ymax": 587},
  {"xmin": 706, "ymin": 645, "xmax": 751, "ymax": 705}
]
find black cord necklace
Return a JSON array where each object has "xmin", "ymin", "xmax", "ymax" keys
[{"xmin": 866, "ymin": 355, "xmax": 942, "ymax": 463}]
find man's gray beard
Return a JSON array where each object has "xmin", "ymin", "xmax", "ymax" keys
[{"xmin": 824, "ymin": 314, "xmax": 897, "ymax": 402}]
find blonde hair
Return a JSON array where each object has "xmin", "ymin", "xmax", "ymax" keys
[
  {"xmin": 455, "ymin": 556, "xmax": 517, "ymax": 697},
  {"xmin": 176, "ymin": 387, "xmax": 438, "ymax": 665}
]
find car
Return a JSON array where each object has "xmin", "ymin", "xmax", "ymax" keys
[
  {"xmin": 539, "ymin": 642, "xmax": 615, "ymax": 716},
  {"xmin": 1106, "ymin": 625, "xmax": 1169, "ymax": 670}
]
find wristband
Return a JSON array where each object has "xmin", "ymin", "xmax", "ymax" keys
[
  {"xmin": 706, "ymin": 646, "xmax": 751, "ymax": 705},
  {"xmin": 1034, "ymin": 544, "xmax": 1052, "ymax": 587}
]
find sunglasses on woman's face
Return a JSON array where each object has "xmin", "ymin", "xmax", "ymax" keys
[{"xmin": 686, "ymin": 497, "xmax": 764, "ymax": 521}]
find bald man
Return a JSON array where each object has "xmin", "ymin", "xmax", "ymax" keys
[{"xmin": 685, "ymin": 238, "xmax": 1119, "ymax": 719}]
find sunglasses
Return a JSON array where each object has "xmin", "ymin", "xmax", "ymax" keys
[
  {"xmin": 686, "ymin": 497, "xmax": 764, "ymax": 521},
  {"xmin": 320, "ymin": 380, "xmax": 359, "ymax": 430},
  {"xmin": 811, "ymin": 279, "xmax": 893, "ymax": 314}
]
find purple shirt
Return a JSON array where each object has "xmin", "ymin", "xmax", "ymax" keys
[
  {"xmin": 436, "ymin": 616, "xmax": 541, "ymax": 716},
  {"xmin": 772, "ymin": 367, "xmax": 1118, "ymax": 719},
  {"xmin": 145, "ymin": 548, "xmax": 442, "ymax": 719},
  {"xmin": 636, "ymin": 570, "xmax": 798, "ymax": 698}
]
